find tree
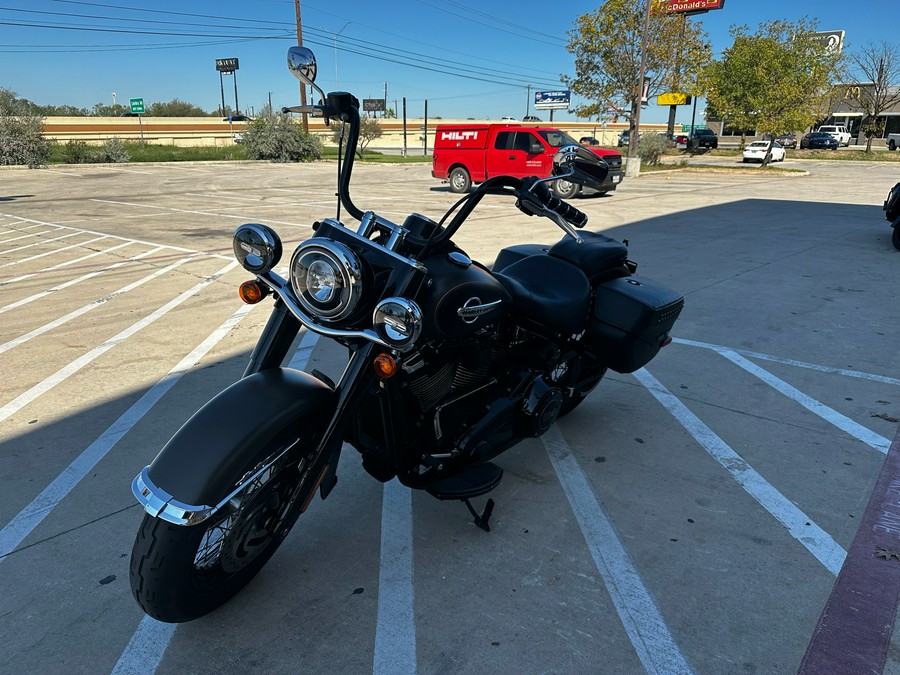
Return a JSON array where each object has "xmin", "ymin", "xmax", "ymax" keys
[
  {"xmin": 701, "ymin": 19, "xmax": 843, "ymax": 166},
  {"xmin": 146, "ymin": 99, "xmax": 211, "ymax": 117},
  {"xmin": 565, "ymin": 0, "xmax": 710, "ymax": 141},
  {"xmin": 241, "ymin": 110, "xmax": 321, "ymax": 162},
  {"xmin": 91, "ymin": 103, "xmax": 131, "ymax": 117},
  {"xmin": 846, "ymin": 42, "xmax": 900, "ymax": 152},
  {"xmin": 331, "ymin": 115, "xmax": 383, "ymax": 159}
]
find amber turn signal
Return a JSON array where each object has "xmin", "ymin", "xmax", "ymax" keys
[
  {"xmin": 373, "ymin": 353, "xmax": 398, "ymax": 379},
  {"xmin": 238, "ymin": 280, "xmax": 267, "ymax": 304}
]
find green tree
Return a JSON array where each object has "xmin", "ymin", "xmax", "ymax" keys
[
  {"xmin": 91, "ymin": 103, "xmax": 131, "ymax": 116},
  {"xmin": 846, "ymin": 41, "xmax": 900, "ymax": 152},
  {"xmin": 146, "ymin": 99, "xmax": 211, "ymax": 117},
  {"xmin": 701, "ymin": 19, "xmax": 843, "ymax": 165},
  {"xmin": 565, "ymin": 0, "xmax": 710, "ymax": 141},
  {"xmin": 331, "ymin": 115, "xmax": 383, "ymax": 159}
]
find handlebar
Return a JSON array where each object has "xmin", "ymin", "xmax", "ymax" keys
[{"xmin": 521, "ymin": 179, "xmax": 588, "ymax": 228}]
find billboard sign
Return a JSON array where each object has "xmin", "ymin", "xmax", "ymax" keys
[
  {"xmin": 812, "ymin": 30, "xmax": 845, "ymax": 54},
  {"xmin": 661, "ymin": 0, "xmax": 725, "ymax": 15},
  {"xmin": 363, "ymin": 98, "xmax": 386, "ymax": 112},
  {"xmin": 658, "ymin": 93, "xmax": 692, "ymax": 106},
  {"xmin": 534, "ymin": 90, "xmax": 570, "ymax": 110},
  {"xmin": 215, "ymin": 58, "xmax": 239, "ymax": 73}
]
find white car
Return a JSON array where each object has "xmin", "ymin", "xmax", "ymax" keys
[
  {"xmin": 500, "ymin": 116, "xmax": 518, "ymax": 122},
  {"xmin": 817, "ymin": 125, "xmax": 851, "ymax": 147},
  {"xmin": 742, "ymin": 140, "xmax": 785, "ymax": 163}
]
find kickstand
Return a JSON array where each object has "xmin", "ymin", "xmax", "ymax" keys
[{"xmin": 463, "ymin": 498, "xmax": 495, "ymax": 532}]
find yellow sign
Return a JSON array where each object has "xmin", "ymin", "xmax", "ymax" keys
[{"xmin": 658, "ymin": 93, "xmax": 692, "ymax": 106}]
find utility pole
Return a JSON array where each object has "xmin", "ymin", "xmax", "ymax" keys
[
  {"xmin": 626, "ymin": 0, "xmax": 653, "ymax": 178},
  {"xmin": 526, "ymin": 84, "xmax": 531, "ymax": 119},
  {"xmin": 294, "ymin": 0, "xmax": 309, "ymax": 132}
]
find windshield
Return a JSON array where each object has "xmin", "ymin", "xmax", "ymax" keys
[{"xmin": 538, "ymin": 129, "xmax": 580, "ymax": 148}]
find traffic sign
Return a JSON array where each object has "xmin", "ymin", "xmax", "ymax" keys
[{"xmin": 130, "ymin": 98, "xmax": 144, "ymax": 114}]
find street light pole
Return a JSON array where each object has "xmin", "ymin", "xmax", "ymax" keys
[{"xmin": 334, "ymin": 21, "xmax": 351, "ymax": 89}]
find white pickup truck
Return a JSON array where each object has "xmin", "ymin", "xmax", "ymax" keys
[
  {"xmin": 818, "ymin": 125, "xmax": 852, "ymax": 147},
  {"xmin": 887, "ymin": 133, "xmax": 900, "ymax": 151}
]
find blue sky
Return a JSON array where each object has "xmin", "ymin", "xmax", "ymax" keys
[{"xmin": 0, "ymin": 0, "xmax": 895, "ymax": 124}]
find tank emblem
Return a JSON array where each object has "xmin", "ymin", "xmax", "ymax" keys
[{"xmin": 458, "ymin": 297, "xmax": 502, "ymax": 324}]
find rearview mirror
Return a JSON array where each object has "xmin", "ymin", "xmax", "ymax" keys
[
  {"xmin": 552, "ymin": 145, "xmax": 609, "ymax": 189},
  {"xmin": 287, "ymin": 46, "xmax": 318, "ymax": 86}
]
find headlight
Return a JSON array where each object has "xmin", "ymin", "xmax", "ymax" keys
[
  {"xmin": 373, "ymin": 298, "xmax": 422, "ymax": 350},
  {"xmin": 233, "ymin": 223, "xmax": 282, "ymax": 274},
  {"xmin": 290, "ymin": 239, "xmax": 362, "ymax": 321}
]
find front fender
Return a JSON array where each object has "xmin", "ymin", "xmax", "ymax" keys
[{"xmin": 134, "ymin": 368, "xmax": 336, "ymax": 523}]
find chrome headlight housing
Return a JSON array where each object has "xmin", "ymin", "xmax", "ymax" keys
[
  {"xmin": 290, "ymin": 239, "xmax": 363, "ymax": 322},
  {"xmin": 233, "ymin": 223, "xmax": 282, "ymax": 274},
  {"xmin": 373, "ymin": 297, "xmax": 422, "ymax": 351}
]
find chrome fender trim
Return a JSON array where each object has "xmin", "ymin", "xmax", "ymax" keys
[{"xmin": 132, "ymin": 467, "xmax": 215, "ymax": 526}]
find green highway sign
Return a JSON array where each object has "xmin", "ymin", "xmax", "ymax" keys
[{"xmin": 130, "ymin": 98, "xmax": 144, "ymax": 114}]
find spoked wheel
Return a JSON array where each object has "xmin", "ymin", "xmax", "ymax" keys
[
  {"xmin": 549, "ymin": 355, "xmax": 607, "ymax": 417},
  {"xmin": 130, "ymin": 438, "xmax": 315, "ymax": 623}
]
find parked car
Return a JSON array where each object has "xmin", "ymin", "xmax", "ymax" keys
[
  {"xmin": 774, "ymin": 133, "xmax": 797, "ymax": 149},
  {"xmin": 617, "ymin": 130, "xmax": 630, "ymax": 147},
  {"xmin": 579, "ymin": 136, "xmax": 600, "ymax": 146},
  {"xmin": 689, "ymin": 128, "xmax": 719, "ymax": 149},
  {"xmin": 522, "ymin": 115, "xmax": 542, "ymax": 122},
  {"xmin": 742, "ymin": 141, "xmax": 785, "ymax": 163},
  {"xmin": 800, "ymin": 132, "xmax": 839, "ymax": 150},
  {"xmin": 499, "ymin": 116, "xmax": 518, "ymax": 122},
  {"xmin": 817, "ymin": 125, "xmax": 851, "ymax": 147},
  {"xmin": 887, "ymin": 133, "xmax": 900, "ymax": 151},
  {"xmin": 224, "ymin": 114, "xmax": 252, "ymax": 122}
]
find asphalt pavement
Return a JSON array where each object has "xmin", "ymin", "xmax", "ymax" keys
[{"xmin": 0, "ymin": 157, "xmax": 898, "ymax": 674}]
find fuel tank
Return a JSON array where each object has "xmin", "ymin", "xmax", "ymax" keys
[{"xmin": 417, "ymin": 250, "xmax": 510, "ymax": 339}]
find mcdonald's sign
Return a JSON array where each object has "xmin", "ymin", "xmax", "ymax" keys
[
  {"xmin": 844, "ymin": 86, "xmax": 861, "ymax": 100},
  {"xmin": 661, "ymin": 0, "xmax": 725, "ymax": 14}
]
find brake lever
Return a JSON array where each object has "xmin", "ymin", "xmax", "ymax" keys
[{"xmin": 516, "ymin": 192, "xmax": 584, "ymax": 245}]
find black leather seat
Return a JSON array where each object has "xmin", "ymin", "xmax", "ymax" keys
[
  {"xmin": 549, "ymin": 231, "xmax": 628, "ymax": 278},
  {"xmin": 493, "ymin": 254, "xmax": 591, "ymax": 335}
]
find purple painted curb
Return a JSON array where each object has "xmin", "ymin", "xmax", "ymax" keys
[{"xmin": 799, "ymin": 424, "xmax": 900, "ymax": 674}]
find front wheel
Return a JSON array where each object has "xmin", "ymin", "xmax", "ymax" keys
[
  {"xmin": 130, "ymin": 439, "xmax": 314, "ymax": 623},
  {"xmin": 449, "ymin": 166, "xmax": 472, "ymax": 193},
  {"xmin": 552, "ymin": 178, "xmax": 581, "ymax": 199},
  {"xmin": 889, "ymin": 140, "xmax": 897, "ymax": 151},
  {"xmin": 892, "ymin": 225, "xmax": 900, "ymax": 251}
]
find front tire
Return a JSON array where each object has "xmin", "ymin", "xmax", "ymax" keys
[
  {"xmin": 553, "ymin": 178, "xmax": 581, "ymax": 199},
  {"xmin": 449, "ymin": 166, "xmax": 471, "ymax": 193},
  {"xmin": 130, "ymin": 438, "xmax": 313, "ymax": 623},
  {"xmin": 892, "ymin": 225, "xmax": 900, "ymax": 251}
]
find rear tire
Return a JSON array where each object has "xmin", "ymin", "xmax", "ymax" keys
[
  {"xmin": 553, "ymin": 357, "xmax": 607, "ymax": 417},
  {"xmin": 449, "ymin": 166, "xmax": 471, "ymax": 193},
  {"xmin": 130, "ymin": 437, "xmax": 314, "ymax": 623},
  {"xmin": 890, "ymin": 140, "xmax": 897, "ymax": 151},
  {"xmin": 553, "ymin": 179, "xmax": 581, "ymax": 199}
]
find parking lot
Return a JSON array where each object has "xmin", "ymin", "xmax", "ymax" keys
[{"xmin": 0, "ymin": 157, "xmax": 898, "ymax": 674}]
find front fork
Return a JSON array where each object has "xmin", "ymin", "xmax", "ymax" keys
[{"xmin": 243, "ymin": 296, "xmax": 379, "ymax": 501}]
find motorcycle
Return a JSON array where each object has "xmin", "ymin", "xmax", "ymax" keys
[
  {"xmin": 128, "ymin": 46, "xmax": 684, "ymax": 623},
  {"xmin": 885, "ymin": 181, "xmax": 900, "ymax": 250}
]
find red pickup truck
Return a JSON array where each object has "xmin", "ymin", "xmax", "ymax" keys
[{"xmin": 432, "ymin": 124, "xmax": 624, "ymax": 197}]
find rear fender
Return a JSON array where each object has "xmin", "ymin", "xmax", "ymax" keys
[{"xmin": 133, "ymin": 368, "xmax": 337, "ymax": 525}]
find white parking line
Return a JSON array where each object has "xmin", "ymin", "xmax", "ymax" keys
[
  {"xmin": 374, "ymin": 480, "xmax": 417, "ymax": 675},
  {"xmin": 673, "ymin": 338, "xmax": 900, "ymax": 387},
  {"xmin": 543, "ymin": 425, "xmax": 694, "ymax": 675},
  {"xmin": 1, "ymin": 231, "xmax": 82, "ymax": 257},
  {"xmin": 0, "ymin": 226, "xmax": 61, "ymax": 243},
  {"xmin": 0, "ymin": 261, "xmax": 237, "ymax": 426},
  {"xmin": 0, "ymin": 249, "xmax": 187, "ymax": 346},
  {"xmin": 90, "ymin": 199, "xmax": 313, "ymax": 229},
  {"xmin": 633, "ymin": 368, "xmax": 846, "ymax": 576},
  {"xmin": 717, "ymin": 350, "xmax": 891, "ymax": 453},
  {"xmin": 0, "ymin": 235, "xmax": 109, "ymax": 274},
  {"xmin": 0, "ymin": 241, "xmax": 134, "ymax": 287}
]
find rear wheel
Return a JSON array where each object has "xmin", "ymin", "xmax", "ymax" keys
[
  {"xmin": 553, "ymin": 179, "xmax": 581, "ymax": 199},
  {"xmin": 889, "ymin": 140, "xmax": 897, "ymax": 151},
  {"xmin": 130, "ymin": 437, "xmax": 315, "ymax": 623},
  {"xmin": 449, "ymin": 166, "xmax": 472, "ymax": 193},
  {"xmin": 550, "ymin": 356, "xmax": 607, "ymax": 417}
]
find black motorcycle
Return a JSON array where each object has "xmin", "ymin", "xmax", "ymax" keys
[
  {"xmin": 128, "ymin": 46, "xmax": 683, "ymax": 623},
  {"xmin": 885, "ymin": 181, "xmax": 900, "ymax": 250}
]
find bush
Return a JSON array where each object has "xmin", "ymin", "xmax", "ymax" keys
[
  {"xmin": 61, "ymin": 140, "xmax": 96, "ymax": 164},
  {"xmin": 0, "ymin": 114, "xmax": 51, "ymax": 168},
  {"xmin": 241, "ymin": 113, "xmax": 322, "ymax": 162},
  {"xmin": 100, "ymin": 137, "xmax": 129, "ymax": 163},
  {"xmin": 331, "ymin": 116, "xmax": 383, "ymax": 159},
  {"xmin": 636, "ymin": 133, "xmax": 670, "ymax": 166}
]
